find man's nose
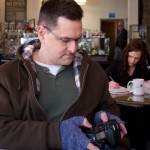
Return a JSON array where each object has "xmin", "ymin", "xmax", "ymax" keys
[{"xmin": 67, "ymin": 41, "xmax": 78, "ymax": 53}]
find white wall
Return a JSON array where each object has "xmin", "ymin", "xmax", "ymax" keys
[
  {"xmin": 0, "ymin": 0, "xmax": 41, "ymax": 30},
  {"xmin": 128, "ymin": 0, "xmax": 138, "ymax": 27},
  {"xmin": 27, "ymin": 0, "xmax": 128, "ymax": 31},
  {"xmin": 27, "ymin": 0, "xmax": 41, "ymax": 25},
  {"xmin": 81, "ymin": 0, "xmax": 128, "ymax": 31},
  {"xmin": 0, "ymin": 0, "xmax": 130, "ymax": 31}
]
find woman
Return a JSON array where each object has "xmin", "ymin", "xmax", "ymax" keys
[
  {"xmin": 106, "ymin": 39, "xmax": 150, "ymax": 88},
  {"xmin": 105, "ymin": 39, "xmax": 150, "ymax": 150}
]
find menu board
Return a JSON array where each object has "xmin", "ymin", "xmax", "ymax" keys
[{"xmin": 5, "ymin": 0, "xmax": 27, "ymax": 22}]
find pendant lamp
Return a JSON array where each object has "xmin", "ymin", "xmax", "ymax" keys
[{"xmin": 74, "ymin": 0, "xmax": 87, "ymax": 5}]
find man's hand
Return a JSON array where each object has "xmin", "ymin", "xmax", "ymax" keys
[
  {"xmin": 119, "ymin": 122, "xmax": 127, "ymax": 138},
  {"xmin": 95, "ymin": 111, "xmax": 127, "ymax": 139},
  {"xmin": 83, "ymin": 118, "xmax": 100, "ymax": 150},
  {"xmin": 60, "ymin": 116, "xmax": 100, "ymax": 150},
  {"xmin": 87, "ymin": 143, "xmax": 100, "ymax": 150}
]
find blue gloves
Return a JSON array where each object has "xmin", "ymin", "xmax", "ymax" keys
[
  {"xmin": 60, "ymin": 113, "xmax": 124, "ymax": 149},
  {"xmin": 60, "ymin": 116, "xmax": 90, "ymax": 150},
  {"xmin": 94, "ymin": 111, "xmax": 124, "ymax": 125}
]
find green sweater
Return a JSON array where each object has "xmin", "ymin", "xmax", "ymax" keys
[{"xmin": 35, "ymin": 63, "xmax": 78, "ymax": 122}]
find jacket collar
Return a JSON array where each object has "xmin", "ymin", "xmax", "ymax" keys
[{"xmin": 17, "ymin": 39, "xmax": 90, "ymax": 93}]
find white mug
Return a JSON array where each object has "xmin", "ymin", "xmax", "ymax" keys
[{"xmin": 127, "ymin": 79, "xmax": 144, "ymax": 96}]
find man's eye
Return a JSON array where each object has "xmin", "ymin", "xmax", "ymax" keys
[
  {"xmin": 60, "ymin": 38, "xmax": 71, "ymax": 43},
  {"xmin": 60, "ymin": 38, "xmax": 81, "ymax": 43}
]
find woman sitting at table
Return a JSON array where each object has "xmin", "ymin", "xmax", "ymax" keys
[
  {"xmin": 105, "ymin": 39, "xmax": 150, "ymax": 150},
  {"xmin": 105, "ymin": 38, "xmax": 150, "ymax": 88}
]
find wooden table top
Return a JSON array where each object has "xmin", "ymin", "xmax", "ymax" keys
[{"xmin": 111, "ymin": 93, "xmax": 150, "ymax": 107}]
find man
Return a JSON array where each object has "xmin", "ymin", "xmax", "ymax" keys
[
  {"xmin": 0, "ymin": 0, "xmax": 127, "ymax": 149},
  {"xmin": 114, "ymin": 21, "xmax": 127, "ymax": 60}
]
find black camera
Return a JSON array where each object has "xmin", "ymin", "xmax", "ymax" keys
[{"xmin": 82, "ymin": 120, "xmax": 121, "ymax": 149}]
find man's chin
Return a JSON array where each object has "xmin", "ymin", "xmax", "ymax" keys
[{"xmin": 62, "ymin": 59, "xmax": 73, "ymax": 65}]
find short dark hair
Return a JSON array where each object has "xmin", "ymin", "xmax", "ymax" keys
[
  {"xmin": 38, "ymin": 0, "xmax": 83, "ymax": 29},
  {"xmin": 118, "ymin": 21, "xmax": 124, "ymax": 26}
]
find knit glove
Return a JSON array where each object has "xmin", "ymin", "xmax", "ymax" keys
[
  {"xmin": 94, "ymin": 111, "xmax": 124, "ymax": 125},
  {"xmin": 60, "ymin": 116, "xmax": 90, "ymax": 150}
]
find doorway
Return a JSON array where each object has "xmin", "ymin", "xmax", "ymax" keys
[{"xmin": 100, "ymin": 19, "xmax": 123, "ymax": 62}]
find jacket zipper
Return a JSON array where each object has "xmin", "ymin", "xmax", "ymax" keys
[
  {"xmin": 23, "ymin": 62, "xmax": 48, "ymax": 116},
  {"xmin": 60, "ymin": 63, "xmax": 89, "ymax": 121}
]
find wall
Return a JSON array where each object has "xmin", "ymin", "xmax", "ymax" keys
[
  {"xmin": 0, "ymin": 0, "xmax": 128, "ymax": 31},
  {"xmin": 0, "ymin": 0, "xmax": 41, "ymax": 30},
  {"xmin": 128, "ymin": 0, "xmax": 138, "ymax": 27},
  {"xmin": 27, "ymin": 0, "xmax": 41, "ymax": 26},
  {"xmin": 81, "ymin": 0, "xmax": 128, "ymax": 31}
]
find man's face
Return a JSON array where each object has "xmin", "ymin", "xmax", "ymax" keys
[
  {"xmin": 128, "ymin": 51, "xmax": 142, "ymax": 67},
  {"xmin": 117, "ymin": 23, "xmax": 123, "ymax": 31},
  {"xmin": 38, "ymin": 17, "xmax": 82, "ymax": 65}
]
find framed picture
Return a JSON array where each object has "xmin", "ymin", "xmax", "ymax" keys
[
  {"xmin": 5, "ymin": 0, "xmax": 27, "ymax": 22},
  {"xmin": 28, "ymin": 19, "xmax": 35, "ymax": 29},
  {"xmin": 109, "ymin": 12, "xmax": 115, "ymax": 18}
]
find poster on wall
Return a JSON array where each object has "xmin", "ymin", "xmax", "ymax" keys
[
  {"xmin": 109, "ymin": 12, "xmax": 115, "ymax": 18},
  {"xmin": 5, "ymin": 0, "xmax": 27, "ymax": 22}
]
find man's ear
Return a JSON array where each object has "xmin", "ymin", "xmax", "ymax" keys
[{"xmin": 37, "ymin": 26, "xmax": 45, "ymax": 41}]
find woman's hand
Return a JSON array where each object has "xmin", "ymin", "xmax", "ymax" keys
[
  {"xmin": 144, "ymin": 80, "xmax": 150, "ymax": 83},
  {"xmin": 109, "ymin": 81, "xmax": 120, "ymax": 88}
]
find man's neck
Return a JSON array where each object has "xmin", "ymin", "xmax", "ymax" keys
[{"xmin": 32, "ymin": 51, "xmax": 51, "ymax": 65}]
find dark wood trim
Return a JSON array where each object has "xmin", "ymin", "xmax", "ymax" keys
[{"xmin": 138, "ymin": 0, "xmax": 143, "ymax": 25}]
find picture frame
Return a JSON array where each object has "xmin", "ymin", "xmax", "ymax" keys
[
  {"xmin": 5, "ymin": 0, "xmax": 27, "ymax": 22},
  {"xmin": 109, "ymin": 12, "xmax": 115, "ymax": 18}
]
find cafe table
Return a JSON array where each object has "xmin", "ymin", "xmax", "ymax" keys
[
  {"xmin": 111, "ymin": 93, "xmax": 150, "ymax": 149},
  {"xmin": 111, "ymin": 93, "xmax": 150, "ymax": 107}
]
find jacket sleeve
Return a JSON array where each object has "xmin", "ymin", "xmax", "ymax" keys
[
  {"xmin": 99, "ymin": 69, "xmax": 121, "ymax": 117},
  {"xmin": 0, "ymin": 84, "xmax": 62, "ymax": 150},
  {"xmin": 0, "ymin": 65, "xmax": 61, "ymax": 150},
  {"xmin": 120, "ymin": 29, "xmax": 127, "ymax": 50},
  {"xmin": 88, "ymin": 62, "xmax": 121, "ymax": 117}
]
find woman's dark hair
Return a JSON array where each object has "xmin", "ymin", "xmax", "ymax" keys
[
  {"xmin": 119, "ymin": 39, "xmax": 148, "ymax": 79},
  {"xmin": 38, "ymin": 0, "xmax": 83, "ymax": 30}
]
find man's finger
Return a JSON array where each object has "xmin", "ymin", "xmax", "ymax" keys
[
  {"xmin": 87, "ymin": 142, "xmax": 100, "ymax": 150},
  {"xmin": 100, "ymin": 112, "xmax": 108, "ymax": 123},
  {"xmin": 83, "ymin": 118, "xmax": 92, "ymax": 128},
  {"xmin": 120, "ymin": 123, "xmax": 127, "ymax": 138}
]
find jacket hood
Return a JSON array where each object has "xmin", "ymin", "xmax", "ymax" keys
[
  {"xmin": 16, "ymin": 39, "xmax": 90, "ymax": 63},
  {"xmin": 16, "ymin": 39, "xmax": 91, "ymax": 93}
]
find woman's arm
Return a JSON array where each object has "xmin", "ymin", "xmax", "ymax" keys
[{"xmin": 105, "ymin": 61, "xmax": 120, "ymax": 88}]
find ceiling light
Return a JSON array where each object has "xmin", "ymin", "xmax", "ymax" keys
[{"xmin": 74, "ymin": 0, "xmax": 87, "ymax": 5}]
